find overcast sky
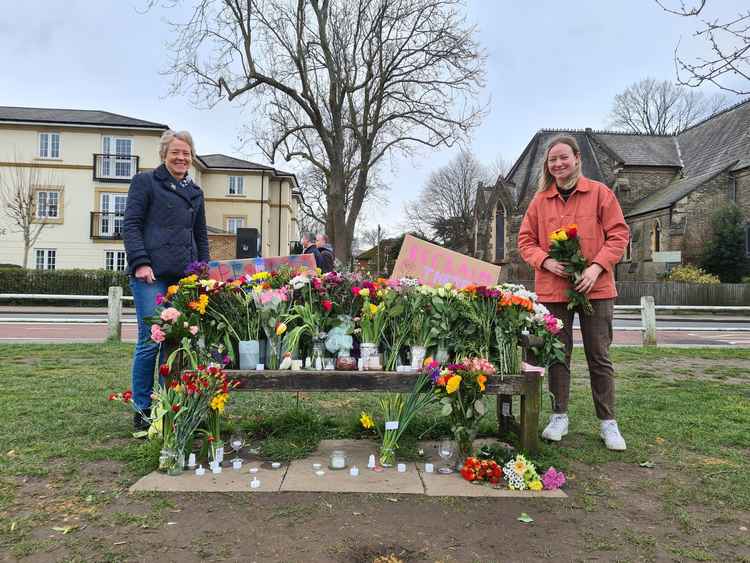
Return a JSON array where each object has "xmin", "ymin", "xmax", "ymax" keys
[{"xmin": 2, "ymin": 0, "xmax": 746, "ymax": 235}]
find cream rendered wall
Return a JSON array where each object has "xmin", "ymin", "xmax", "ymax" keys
[{"xmin": 0, "ymin": 124, "xmax": 164, "ymax": 269}]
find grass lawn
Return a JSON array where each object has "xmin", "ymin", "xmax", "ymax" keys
[{"xmin": 1, "ymin": 343, "xmax": 749, "ymax": 561}]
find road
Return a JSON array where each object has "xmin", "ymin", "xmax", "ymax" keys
[{"xmin": 1, "ymin": 309, "xmax": 749, "ymax": 346}]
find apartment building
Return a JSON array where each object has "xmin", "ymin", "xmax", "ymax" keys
[{"xmin": 0, "ymin": 107, "xmax": 300, "ymax": 271}]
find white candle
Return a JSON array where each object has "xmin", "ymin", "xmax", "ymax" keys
[
  {"xmin": 212, "ymin": 463, "xmax": 222, "ymax": 474},
  {"xmin": 424, "ymin": 463, "xmax": 434, "ymax": 473},
  {"xmin": 187, "ymin": 453, "xmax": 196, "ymax": 468},
  {"xmin": 250, "ymin": 477, "xmax": 260, "ymax": 489},
  {"xmin": 195, "ymin": 465, "xmax": 205, "ymax": 476},
  {"xmin": 256, "ymin": 363, "xmax": 264, "ymax": 371},
  {"xmin": 367, "ymin": 454, "xmax": 376, "ymax": 469},
  {"xmin": 271, "ymin": 462, "xmax": 281, "ymax": 469},
  {"xmin": 248, "ymin": 467, "xmax": 258, "ymax": 474},
  {"xmin": 349, "ymin": 466, "xmax": 359, "ymax": 477},
  {"xmin": 397, "ymin": 463, "xmax": 406, "ymax": 473},
  {"xmin": 329, "ymin": 451, "xmax": 347, "ymax": 469},
  {"xmin": 232, "ymin": 459, "xmax": 242, "ymax": 470}
]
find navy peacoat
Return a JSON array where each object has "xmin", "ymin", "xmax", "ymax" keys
[{"xmin": 123, "ymin": 164, "xmax": 210, "ymax": 280}]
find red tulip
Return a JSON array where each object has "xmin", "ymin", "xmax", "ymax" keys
[{"xmin": 322, "ymin": 300, "xmax": 333, "ymax": 312}]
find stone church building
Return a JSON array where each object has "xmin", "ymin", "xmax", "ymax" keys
[{"xmin": 475, "ymin": 98, "xmax": 750, "ymax": 281}]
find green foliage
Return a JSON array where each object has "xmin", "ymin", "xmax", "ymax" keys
[
  {"xmin": 666, "ymin": 264, "xmax": 721, "ymax": 284},
  {"xmin": 0, "ymin": 267, "xmax": 129, "ymax": 304},
  {"xmin": 700, "ymin": 203, "xmax": 749, "ymax": 282}
]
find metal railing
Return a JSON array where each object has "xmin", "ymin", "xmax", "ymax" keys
[
  {"xmin": 90, "ymin": 212, "xmax": 124, "ymax": 240},
  {"xmin": 1, "ymin": 289, "xmax": 749, "ymax": 345},
  {"xmin": 93, "ymin": 153, "xmax": 139, "ymax": 182}
]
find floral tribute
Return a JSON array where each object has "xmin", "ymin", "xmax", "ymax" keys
[
  {"xmin": 460, "ymin": 457, "xmax": 503, "ymax": 484},
  {"xmin": 548, "ymin": 224, "xmax": 593, "ymax": 315}
]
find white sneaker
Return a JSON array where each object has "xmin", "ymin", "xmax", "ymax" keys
[
  {"xmin": 600, "ymin": 420, "xmax": 627, "ymax": 451},
  {"xmin": 541, "ymin": 414, "xmax": 569, "ymax": 442}
]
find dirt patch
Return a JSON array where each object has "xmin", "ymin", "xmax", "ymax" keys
[{"xmin": 628, "ymin": 357, "xmax": 749, "ymax": 384}]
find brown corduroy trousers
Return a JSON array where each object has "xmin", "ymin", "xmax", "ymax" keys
[{"xmin": 543, "ymin": 299, "xmax": 616, "ymax": 420}]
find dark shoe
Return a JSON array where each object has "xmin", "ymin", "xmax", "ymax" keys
[{"xmin": 133, "ymin": 409, "xmax": 151, "ymax": 432}]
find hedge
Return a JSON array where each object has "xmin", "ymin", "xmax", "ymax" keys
[{"xmin": 0, "ymin": 268, "xmax": 130, "ymax": 306}]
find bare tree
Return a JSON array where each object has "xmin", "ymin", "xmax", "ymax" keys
[
  {"xmin": 0, "ymin": 163, "xmax": 57, "ymax": 268},
  {"xmin": 655, "ymin": 1, "xmax": 750, "ymax": 95},
  {"xmin": 161, "ymin": 0, "xmax": 486, "ymax": 263},
  {"xmin": 403, "ymin": 149, "xmax": 493, "ymax": 252},
  {"xmin": 609, "ymin": 78, "xmax": 728, "ymax": 134}
]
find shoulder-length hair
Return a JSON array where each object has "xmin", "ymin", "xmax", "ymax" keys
[
  {"xmin": 159, "ymin": 130, "xmax": 196, "ymax": 161},
  {"xmin": 537, "ymin": 135, "xmax": 582, "ymax": 192}
]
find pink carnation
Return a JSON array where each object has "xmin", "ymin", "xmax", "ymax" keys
[
  {"xmin": 160, "ymin": 307, "xmax": 182, "ymax": 323},
  {"xmin": 189, "ymin": 325, "xmax": 199, "ymax": 336},
  {"xmin": 150, "ymin": 324, "xmax": 166, "ymax": 343},
  {"xmin": 155, "ymin": 293, "xmax": 165, "ymax": 305},
  {"xmin": 541, "ymin": 467, "xmax": 566, "ymax": 490},
  {"xmin": 544, "ymin": 313, "xmax": 561, "ymax": 335}
]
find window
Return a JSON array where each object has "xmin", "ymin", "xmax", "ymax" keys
[
  {"xmin": 494, "ymin": 206, "xmax": 506, "ymax": 262},
  {"xmin": 651, "ymin": 220, "xmax": 662, "ymax": 253},
  {"xmin": 105, "ymin": 250, "xmax": 127, "ymax": 272},
  {"xmin": 228, "ymin": 176, "xmax": 244, "ymax": 195},
  {"xmin": 38, "ymin": 132, "xmax": 61, "ymax": 159},
  {"xmin": 100, "ymin": 193, "xmax": 127, "ymax": 237},
  {"xmin": 226, "ymin": 216, "xmax": 245, "ymax": 234},
  {"xmin": 100, "ymin": 136, "xmax": 134, "ymax": 178},
  {"xmin": 36, "ymin": 190, "xmax": 59, "ymax": 219},
  {"xmin": 624, "ymin": 237, "xmax": 632, "ymax": 261},
  {"xmin": 35, "ymin": 249, "xmax": 56, "ymax": 270}
]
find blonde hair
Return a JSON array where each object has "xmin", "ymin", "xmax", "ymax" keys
[
  {"xmin": 159, "ymin": 130, "xmax": 196, "ymax": 161},
  {"xmin": 537, "ymin": 135, "xmax": 582, "ymax": 192}
]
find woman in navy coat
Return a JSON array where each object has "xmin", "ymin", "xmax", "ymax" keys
[{"xmin": 123, "ymin": 130, "xmax": 209, "ymax": 431}]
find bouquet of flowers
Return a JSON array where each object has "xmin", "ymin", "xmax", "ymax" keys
[
  {"xmin": 460, "ymin": 457, "xmax": 503, "ymax": 484},
  {"xmin": 428, "ymin": 357, "xmax": 495, "ymax": 465},
  {"xmin": 458, "ymin": 286, "xmax": 501, "ymax": 358},
  {"xmin": 253, "ymin": 286, "xmax": 290, "ymax": 369},
  {"xmin": 147, "ymin": 273, "xmax": 207, "ymax": 347},
  {"xmin": 548, "ymin": 224, "xmax": 593, "ymax": 314},
  {"xmin": 503, "ymin": 454, "xmax": 543, "ymax": 491},
  {"xmin": 359, "ymin": 368, "xmax": 436, "ymax": 466}
]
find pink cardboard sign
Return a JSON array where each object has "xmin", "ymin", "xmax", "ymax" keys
[
  {"xmin": 207, "ymin": 254, "xmax": 317, "ymax": 281},
  {"xmin": 390, "ymin": 235, "xmax": 501, "ymax": 288}
]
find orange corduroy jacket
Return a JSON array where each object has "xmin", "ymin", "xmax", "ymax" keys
[{"xmin": 517, "ymin": 176, "xmax": 629, "ymax": 303}]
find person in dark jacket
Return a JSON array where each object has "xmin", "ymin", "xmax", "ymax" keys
[
  {"xmin": 123, "ymin": 129, "xmax": 209, "ymax": 431},
  {"xmin": 315, "ymin": 233, "xmax": 335, "ymax": 273},
  {"xmin": 301, "ymin": 232, "xmax": 322, "ymax": 269}
]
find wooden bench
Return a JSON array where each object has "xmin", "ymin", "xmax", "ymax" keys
[{"xmin": 225, "ymin": 367, "xmax": 542, "ymax": 453}]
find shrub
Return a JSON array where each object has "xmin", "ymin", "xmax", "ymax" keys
[
  {"xmin": 0, "ymin": 268, "xmax": 130, "ymax": 305},
  {"xmin": 666, "ymin": 264, "xmax": 721, "ymax": 284},
  {"xmin": 701, "ymin": 203, "xmax": 749, "ymax": 282}
]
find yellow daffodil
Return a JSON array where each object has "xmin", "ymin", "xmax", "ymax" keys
[
  {"xmin": 189, "ymin": 294, "xmax": 209, "ymax": 315},
  {"xmin": 360, "ymin": 412, "xmax": 374, "ymax": 429},
  {"xmin": 180, "ymin": 274, "xmax": 198, "ymax": 284},
  {"xmin": 446, "ymin": 375, "xmax": 462, "ymax": 394},
  {"xmin": 276, "ymin": 322, "xmax": 287, "ymax": 336},
  {"xmin": 529, "ymin": 480, "xmax": 543, "ymax": 491},
  {"xmin": 359, "ymin": 288, "xmax": 370, "ymax": 297},
  {"xmin": 369, "ymin": 303, "xmax": 378, "ymax": 315},
  {"xmin": 252, "ymin": 271, "xmax": 271, "ymax": 281},
  {"xmin": 210, "ymin": 393, "xmax": 229, "ymax": 413},
  {"xmin": 550, "ymin": 229, "xmax": 568, "ymax": 242}
]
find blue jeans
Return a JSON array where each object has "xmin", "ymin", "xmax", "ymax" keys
[{"xmin": 129, "ymin": 277, "xmax": 169, "ymax": 412}]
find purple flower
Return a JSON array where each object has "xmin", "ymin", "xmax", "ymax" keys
[
  {"xmin": 541, "ymin": 467, "xmax": 566, "ymax": 490},
  {"xmin": 185, "ymin": 261, "xmax": 209, "ymax": 277}
]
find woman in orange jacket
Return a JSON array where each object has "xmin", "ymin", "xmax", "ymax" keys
[{"xmin": 518, "ymin": 135, "xmax": 630, "ymax": 450}]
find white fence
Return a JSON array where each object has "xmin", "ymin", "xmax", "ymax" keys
[{"xmin": 1, "ymin": 289, "xmax": 749, "ymax": 346}]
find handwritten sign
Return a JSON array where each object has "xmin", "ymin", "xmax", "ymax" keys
[
  {"xmin": 390, "ymin": 235, "xmax": 501, "ymax": 288},
  {"xmin": 207, "ymin": 254, "xmax": 317, "ymax": 281}
]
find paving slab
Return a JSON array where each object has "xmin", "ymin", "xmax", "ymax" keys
[
  {"xmin": 129, "ymin": 462, "xmax": 287, "ymax": 493},
  {"xmin": 281, "ymin": 439, "xmax": 424, "ymax": 494}
]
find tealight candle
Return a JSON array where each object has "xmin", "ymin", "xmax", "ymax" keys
[
  {"xmin": 212, "ymin": 464, "xmax": 222, "ymax": 475},
  {"xmin": 256, "ymin": 363, "xmax": 264, "ymax": 371},
  {"xmin": 232, "ymin": 459, "xmax": 242, "ymax": 471},
  {"xmin": 248, "ymin": 467, "xmax": 259, "ymax": 474},
  {"xmin": 397, "ymin": 463, "xmax": 406, "ymax": 473},
  {"xmin": 195, "ymin": 464, "xmax": 205, "ymax": 476},
  {"xmin": 367, "ymin": 454, "xmax": 376, "ymax": 469},
  {"xmin": 329, "ymin": 450, "xmax": 347, "ymax": 469},
  {"xmin": 349, "ymin": 466, "xmax": 359, "ymax": 477},
  {"xmin": 315, "ymin": 470, "xmax": 326, "ymax": 476},
  {"xmin": 312, "ymin": 463, "xmax": 322, "ymax": 470},
  {"xmin": 250, "ymin": 477, "xmax": 260, "ymax": 489},
  {"xmin": 271, "ymin": 462, "xmax": 281, "ymax": 469},
  {"xmin": 187, "ymin": 453, "xmax": 197, "ymax": 469},
  {"xmin": 424, "ymin": 463, "xmax": 434, "ymax": 473}
]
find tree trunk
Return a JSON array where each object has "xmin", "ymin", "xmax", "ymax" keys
[{"xmin": 326, "ymin": 168, "xmax": 351, "ymax": 265}]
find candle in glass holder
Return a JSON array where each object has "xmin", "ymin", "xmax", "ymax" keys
[
  {"xmin": 195, "ymin": 465, "xmax": 205, "ymax": 476},
  {"xmin": 424, "ymin": 463, "xmax": 434, "ymax": 473},
  {"xmin": 187, "ymin": 453, "xmax": 197, "ymax": 469},
  {"xmin": 329, "ymin": 450, "xmax": 347, "ymax": 469}
]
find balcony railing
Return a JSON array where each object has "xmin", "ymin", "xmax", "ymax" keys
[
  {"xmin": 90, "ymin": 212, "xmax": 124, "ymax": 240},
  {"xmin": 93, "ymin": 154, "xmax": 139, "ymax": 182}
]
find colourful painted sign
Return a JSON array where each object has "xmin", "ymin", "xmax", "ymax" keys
[
  {"xmin": 207, "ymin": 254, "xmax": 317, "ymax": 281},
  {"xmin": 390, "ymin": 235, "xmax": 501, "ymax": 288}
]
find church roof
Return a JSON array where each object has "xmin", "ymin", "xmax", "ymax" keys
[{"xmin": 591, "ymin": 133, "xmax": 681, "ymax": 167}]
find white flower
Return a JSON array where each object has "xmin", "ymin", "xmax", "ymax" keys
[{"xmin": 289, "ymin": 275, "xmax": 310, "ymax": 289}]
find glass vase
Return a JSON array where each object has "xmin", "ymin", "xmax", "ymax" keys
[
  {"xmin": 453, "ymin": 427, "xmax": 477, "ymax": 469},
  {"xmin": 360, "ymin": 342, "xmax": 380, "ymax": 370},
  {"xmin": 265, "ymin": 337, "xmax": 281, "ymax": 370},
  {"xmin": 311, "ymin": 337, "xmax": 325, "ymax": 370},
  {"xmin": 238, "ymin": 340, "xmax": 261, "ymax": 369},
  {"xmin": 379, "ymin": 446, "xmax": 395, "ymax": 467},
  {"xmin": 165, "ymin": 449, "xmax": 185, "ymax": 476},
  {"xmin": 496, "ymin": 333, "xmax": 521, "ymax": 375},
  {"xmin": 410, "ymin": 345, "xmax": 427, "ymax": 370},
  {"xmin": 435, "ymin": 345, "xmax": 449, "ymax": 365},
  {"xmin": 209, "ymin": 439, "xmax": 225, "ymax": 468}
]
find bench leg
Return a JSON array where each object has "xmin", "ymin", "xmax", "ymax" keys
[
  {"xmin": 496, "ymin": 394, "xmax": 518, "ymax": 436},
  {"xmin": 519, "ymin": 372, "xmax": 541, "ymax": 454}
]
